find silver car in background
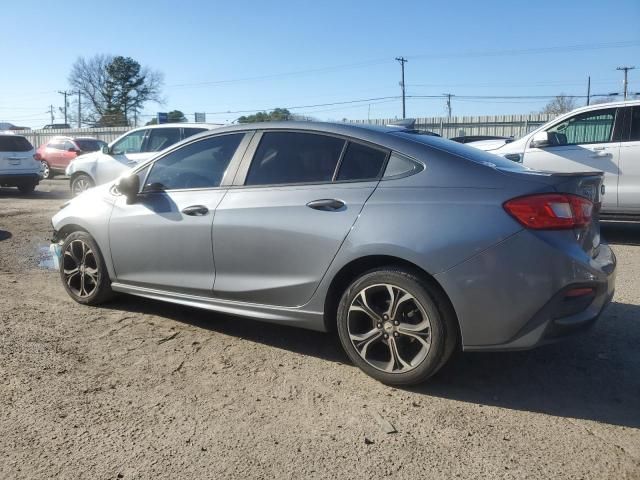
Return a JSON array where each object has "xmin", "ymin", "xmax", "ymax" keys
[{"xmin": 51, "ymin": 122, "xmax": 616, "ymax": 385}]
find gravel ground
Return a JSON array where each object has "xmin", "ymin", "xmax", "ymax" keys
[{"xmin": 1, "ymin": 179, "xmax": 639, "ymax": 479}]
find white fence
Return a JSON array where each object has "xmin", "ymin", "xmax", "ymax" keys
[
  {"xmin": 349, "ymin": 114, "xmax": 557, "ymax": 138},
  {"xmin": 11, "ymin": 127, "xmax": 130, "ymax": 148},
  {"xmin": 12, "ymin": 114, "xmax": 558, "ymax": 148}
]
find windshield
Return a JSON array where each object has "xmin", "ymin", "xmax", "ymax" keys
[
  {"xmin": 75, "ymin": 139, "xmax": 107, "ymax": 152},
  {"xmin": 0, "ymin": 135, "xmax": 33, "ymax": 152}
]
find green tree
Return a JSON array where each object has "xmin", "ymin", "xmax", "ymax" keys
[
  {"xmin": 238, "ymin": 108, "xmax": 292, "ymax": 123},
  {"xmin": 146, "ymin": 110, "xmax": 188, "ymax": 125}
]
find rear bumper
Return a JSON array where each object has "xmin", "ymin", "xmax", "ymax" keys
[
  {"xmin": 435, "ymin": 230, "xmax": 617, "ymax": 351},
  {"xmin": 0, "ymin": 173, "xmax": 40, "ymax": 186}
]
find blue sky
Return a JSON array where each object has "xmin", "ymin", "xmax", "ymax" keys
[{"xmin": 1, "ymin": 0, "xmax": 639, "ymax": 127}]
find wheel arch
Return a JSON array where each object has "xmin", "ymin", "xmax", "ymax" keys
[{"xmin": 323, "ymin": 255, "xmax": 462, "ymax": 343}]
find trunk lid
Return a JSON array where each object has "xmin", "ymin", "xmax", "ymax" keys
[{"xmin": 501, "ymin": 168, "xmax": 604, "ymax": 257}]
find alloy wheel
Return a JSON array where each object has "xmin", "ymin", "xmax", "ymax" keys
[
  {"xmin": 72, "ymin": 176, "xmax": 92, "ymax": 195},
  {"xmin": 347, "ymin": 283, "xmax": 432, "ymax": 373},
  {"xmin": 62, "ymin": 239, "xmax": 99, "ymax": 298},
  {"xmin": 41, "ymin": 161, "xmax": 50, "ymax": 179}
]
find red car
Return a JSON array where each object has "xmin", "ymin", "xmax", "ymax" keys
[{"xmin": 35, "ymin": 136, "xmax": 107, "ymax": 179}]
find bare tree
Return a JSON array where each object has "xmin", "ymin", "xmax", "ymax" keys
[
  {"xmin": 68, "ymin": 54, "xmax": 163, "ymax": 126},
  {"xmin": 539, "ymin": 94, "xmax": 578, "ymax": 116},
  {"xmin": 590, "ymin": 96, "xmax": 618, "ymax": 105}
]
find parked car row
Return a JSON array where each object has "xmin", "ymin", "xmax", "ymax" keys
[{"xmin": 0, "ymin": 123, "xmax": 220, "ymax": 195}]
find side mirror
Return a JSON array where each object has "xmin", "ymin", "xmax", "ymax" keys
[
  {"xmin": 101, "ymin": 144, "xmax": 110, "ymax": 154},
  {"xmin": 530, "ymin": 131, "xmax": 551, "ymax": 149},
  {"xmin": 117, "ymin": 174, "xmax": 140, "ymax": 204}
]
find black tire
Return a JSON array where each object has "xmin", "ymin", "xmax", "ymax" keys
[
  {"xmin": 70, "ymin": 173, "xmax": 94, "ymax": 196},
  {"xmin": 336, "ymin": 268, "xmax": 457, "ymax": 386},
  {"xmin": 60, "ymin": 231, "xmax": 114, "ymax": 305},
  {"xmin": 17, "ymin": 183, "xmax": 36, "ymax": 194},
  {"xmin": 41, "ymin": 160, "xmax": 54, "ymax": 179}
]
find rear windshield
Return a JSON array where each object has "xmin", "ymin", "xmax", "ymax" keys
[
  {"xmin": 392, "ymin": 131, "xmax": 529, "ymax": 172},
  {"xmin": 0, "ymin": 135, "xmax": 33, "ymax": 152},
  {"xmin": 75, "ymin": 139, "xmax": 106, "ymax": 152}
]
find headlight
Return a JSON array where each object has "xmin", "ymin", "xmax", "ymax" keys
[{"xmin": 504, "ymin": 153, "xmax": 522, "ymax": 163}]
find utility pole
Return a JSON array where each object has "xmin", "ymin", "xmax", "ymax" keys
[
  {"xmin": 617, "ymin": 66, "xmax": 636, "ymax": 100},
  {"xmin": 58, "ymin": 90, "xmax": 72, "ymax": 124},
  {"xmin": 395, "ymin": 56, "xmax": 408, "ymax": 119},
  {"xmin": 47, "ymin": 105, "xmax": 55, "ymax": 125},
  {"xmin": 443, "ymin": 93, "xmax": 454, "ymax": 119},
  {"xmin": 586, "ymin": 76, "xmax": 591, "ymax": 106}
]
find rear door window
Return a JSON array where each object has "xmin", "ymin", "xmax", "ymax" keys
[
  {"xmin": 0, "ymin": 136, "xmax": 33, "ymax": 152},
  {"xmin": 629, "ymin": 106, "xmax": 640, "ymax": 141},
  {"xmin": 245, "ymin": 132, "xmax": 345, "ymax": 186},
  {"xmin": 145, "ymin": 128, "xmax": 182, "ymax": 152},
  {"xmin": 183, "ymin": 127, "xmax": 207, "ymax": 139},
  {"xmin": 336, "ymin": 142, "xmax": 387, "ymax": 181}
]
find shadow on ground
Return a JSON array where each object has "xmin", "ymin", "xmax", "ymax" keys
[
  {"xmin": 602, "ymin": 220, "xmax": 640, "ymax": 246},
  {"xmin": 0, "ymin": 230, "xmax": 11, "ymax": 241},
  {"xmin": 103, "ymin": 295, "xmax": 639, "ymax": 428},
  {"xmin": 0, "ymin": 187, "xmax": 70, "ymax": 200}
]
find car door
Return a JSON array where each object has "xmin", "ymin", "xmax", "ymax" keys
[
  {"xmin": 60, "ymin": 140, "xmax": 79, "ymax": 169},
  {"xmin": 618, "ymin": 105, "xmax": 640, "ymax": 211},
  {"xmin": 212, "ymin": 131, "xmax": 388, "ymax": 307},
  {"xmin": 96, "ymin": 129, "xmax": 149, "ymax": 184},
  {"xmin": 46, "ymin": 140, "xmax": 66, "ymax": 169},
  {"xmin": 108, "ymin": 132, "xmax": 251, "ymax": 294},
  {"xmin": 522, "ymin": 107, "xmax": 622, "ymax": 210}
]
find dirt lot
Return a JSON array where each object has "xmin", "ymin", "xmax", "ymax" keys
[{"xmin": 1, "ymin": 178, "xmax": 639, "ymax": 479}]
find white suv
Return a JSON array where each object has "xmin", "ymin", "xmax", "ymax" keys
[
  {"xmin": 0, "ymin": 133, "xmax": 42, "ymax": 194},
  {"xmin": 66, "ymin": 123, "xmax": 221, "ymax": 195},
  {"xmin": 469, "ymin": 101, "xmax": 640, "ymax": 217}
]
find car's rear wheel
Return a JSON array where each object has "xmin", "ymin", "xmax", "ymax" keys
[
  {"xmin": 70, "ymin": 173, "xmax": 94, "ymax": 196},
  {"xmin": 41, "ymin": 160, "xmax": 53, "ymax": 179},
  {"xmin": 337, "ymin": 268, "xmax": 457, "ymax": 386},
  {"xmin": 60, "ymin": 231, "xmax": 113, "ymax": 305}
]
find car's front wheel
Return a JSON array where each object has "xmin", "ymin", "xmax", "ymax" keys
[
  {"xmin": 60, "ymin": 231, "xmax": 114, "ymax": 305},
  {"xmin": 70, "ymin": 173, "xmax": 94, "ymax": 196},
  {"xmin": 337, "ymin": 268, "xmax": 457, "ymax": 386}
]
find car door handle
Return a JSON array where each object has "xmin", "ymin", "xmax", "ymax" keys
[
  {"xmin": 306, "ymin": 198, "xmax": 345, "ymax": 211},
  {"xmin": 589, "ymin": 150, "xmax": 612, "ymax": 158},
  {"xmin": 126, "ymin": 160, "xmax": 137, "ymax": 166},
  {"xmin": 181, "ymin": 205, "xmax": 209, "ymax": 216}
]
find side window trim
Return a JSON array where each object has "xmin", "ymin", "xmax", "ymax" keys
[{"xmin": 132, "ymin": 131, "xmax": 254, "ymax": 193}]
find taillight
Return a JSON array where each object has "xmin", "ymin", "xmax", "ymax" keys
[
  {"xmin": 503, "ymin": 193, "xmax": 593, "ymax": 230},
  {"xmin": 34, "ymin": 153, "xmax": 42, "ymax": 160}
]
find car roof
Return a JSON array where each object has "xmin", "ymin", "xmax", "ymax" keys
[
  {"xmin": 137, "ymin": 122, "xmax": 223, "ymax": 131},
  {"xmin": 562, "ymin": 99, "xmax": 640, "ymax": 116}
]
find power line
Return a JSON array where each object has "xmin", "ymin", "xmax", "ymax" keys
[{"xmin": 163, "ymin": 40, "xmax": 640, "ymax": 90}]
